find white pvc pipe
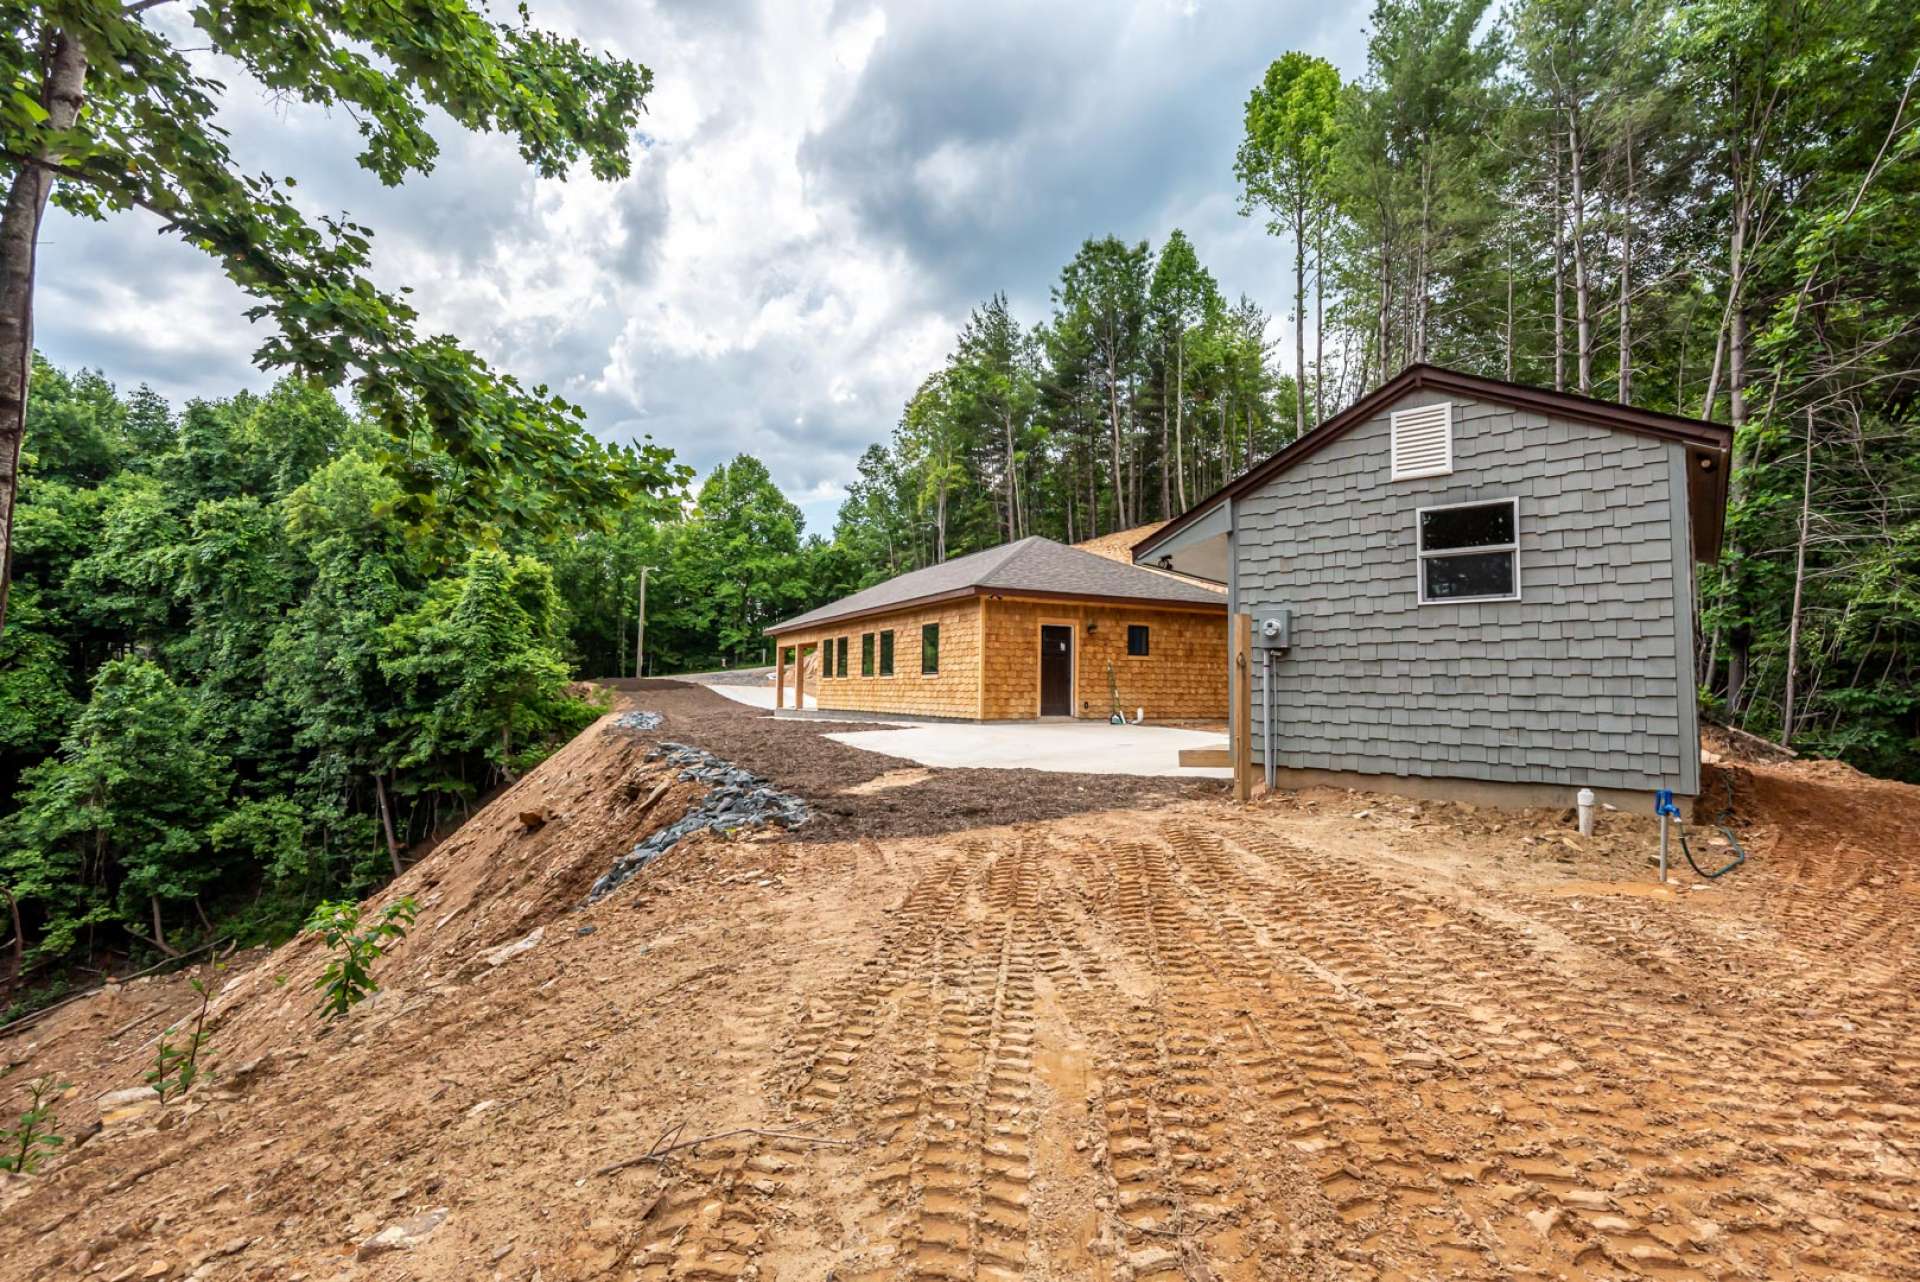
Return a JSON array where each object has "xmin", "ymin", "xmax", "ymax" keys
[{"xmin": 1576, "ymin": 787, "xmax": 1596, "ymax": 837}]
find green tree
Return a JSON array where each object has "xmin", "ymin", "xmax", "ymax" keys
[
  {"xmin": 674, "ymin": 457, "xmax": 805, "ymax": 662},
  {"xmin": 0, "ymin": 0, "xmax": 664, "ymax": 635},
  {"xmin": 1237, "ymin": 53, "xmax": 1342, "ymax": 435},
  {"xmin": 896, "ymin": 372, "xmax": 967, "ymax": 563},
  {"xmin": 1053, "ymin": 236, "xmax": 1151, "ymax": 530},
  {"xmin": 831, "ymin": 445, "xmax": 915, "ymax": 587},
  {"xmin": 382, "ymin": 547, "xmax": 594, "ymax": 789},
  {"xmin": 1148, "ymin": 230, "xmax": 1221, "ymax": 511},
  {"xmin": 949, "ymin": 295, "xmax": 1040, "ymax": 543},
  {"xmin": 0, "ymin": 585, "xmax": 73, "ymax": 768},
  {"xmin": 1, "ymin": 656, "xmax": 228, "ymax": 959}
]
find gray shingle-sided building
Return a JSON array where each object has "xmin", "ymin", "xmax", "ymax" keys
[{"xmin": 1133, "ymin": 364, "xmax": 1732, "ymax": 807}]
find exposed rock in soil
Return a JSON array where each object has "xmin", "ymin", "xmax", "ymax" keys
[
  {"xmin": 610, "ymin": 710, "xmax": 664, "ymax": 732},
  {"xmin": 588, "ymin": 742, "xmax": 808, "ymax": 903},
  {"xmin": 356, "ymin": 1207, "xmax": 448, "ymax": 1259}
]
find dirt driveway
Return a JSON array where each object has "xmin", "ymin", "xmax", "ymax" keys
[
  {"xmin": 612, "ymin": 794, "xmax": 1919, "ymax": 1282},
  {"xmin": 3, "ymin": 689, "xmax": 1916, "ymax": 1281}
]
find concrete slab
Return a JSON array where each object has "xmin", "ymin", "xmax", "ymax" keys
[
  {"xmin": 701, "ymin": 683, "xmax": 817, "ymax": 712},
  {"xmin": 824, "ymin": 720, "xmax": 1232, "ymax": 779}
]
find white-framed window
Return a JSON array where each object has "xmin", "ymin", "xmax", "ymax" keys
[
  {"xmin": 1390, "ymin": 401, "xmax": 1453, "ymax": 480},
  {"xmin": 1416, "ymin": 497, "xmax": 1520, "ymax": 604}
]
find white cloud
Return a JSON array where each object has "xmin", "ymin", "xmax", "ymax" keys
[{"xmin": 33, "ymin": 0, "xmax": 1369, "ymax": 537}]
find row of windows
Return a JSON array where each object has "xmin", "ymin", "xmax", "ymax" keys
[
  {"xmin": 810, "ymin": 623, "xmax": 940, "ymax": 679},
  {"xmin": 797, "ymin": 622, "xmax": 1157, "ymax": 675}
]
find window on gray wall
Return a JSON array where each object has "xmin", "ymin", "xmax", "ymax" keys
[{"xmin": 1416, "ymin": 498, "xmax": 1519, "ymax": 603}]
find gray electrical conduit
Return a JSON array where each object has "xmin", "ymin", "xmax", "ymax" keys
[{"xmin": 1263, "ymin": 649, "xmax": 1276, "ymax": 793}]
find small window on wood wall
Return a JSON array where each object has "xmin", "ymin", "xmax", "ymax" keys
[
  {"xmin": 879, "ymin": 630, "xmax": 894, "ymax": 676},
  {"xmin": 861, "ymin": 632, "xmax": 875, "ymax": 676},
  {"xmin": 836, "ymin": 636, "xmax": 849, "ymax": 677},
  {"xmin": 921, "ymin": 623, "xmax": 940, "ymax": 674},
  {"xmin": 1126, "ymin": 624, "xmax": 1151, "ymax": 657}
]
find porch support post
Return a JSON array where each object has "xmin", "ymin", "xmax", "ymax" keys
[
  {"xmin": 774, "ymin": 642, "xmax": 786, "ymax": 710},
  {"xmin": 1230, "ymin": 611, "xmax": 1252, "ymax": 803}
]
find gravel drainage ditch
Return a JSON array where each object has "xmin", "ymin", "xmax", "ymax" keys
[{"xmin": 588, "ymin": 741, "xmax": 809, "ymax": 902}]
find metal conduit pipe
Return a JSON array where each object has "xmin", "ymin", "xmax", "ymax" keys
[{"xmin": 1263, "ymin": 649, "xmax": 1276, "ymax": 793}]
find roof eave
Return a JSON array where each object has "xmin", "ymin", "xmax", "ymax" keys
[
  {"xmin": 766, "ymin": 582, "xmax": 1228, "ymax": 638},
  {"xmin": 1136, "ymin": 362, "xmax": 1735, "ymax": 563},
  {"xmin": 764, "ymin": 586, "xmax": 981, "ymax": 637}
]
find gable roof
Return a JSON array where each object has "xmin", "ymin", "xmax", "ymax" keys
[
  {"xmin": 1133, "ymin": 363, "xmax": 1735, "ymax": 564},
  {"xmin": 1073, "ymin": 521, "xmax": 1170, "ymax": 564},
  {"xmin": 767, "ymin": 536, "xmax": 1226, "ymax": 635}
]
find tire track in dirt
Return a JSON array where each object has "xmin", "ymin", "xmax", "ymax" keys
[
  {"xmin": 1202, "ymin": 815, "xmax": 1920, "ymax": 1280},
  {"xmin": 1147, "ymin": 826, "xmax": 1510, "ymax": 1279},
  {"xmin": 795, "ymin": 840, "xmax": 1046, "ymax": 1281},
  {"xmin": 631, "ymin": 848, "xmax": 979, "ymax": 1281},
  {"xmin": 644, "ymin": 803, "xmax": 1919, "ymax": 1281}
]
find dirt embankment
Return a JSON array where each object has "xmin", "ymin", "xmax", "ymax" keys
[{"xmin": 3, "ymin": 690, "xmax": 1917, "ymax": 1282}]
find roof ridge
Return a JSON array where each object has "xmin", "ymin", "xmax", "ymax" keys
[{"xmin": 980, "ymin": 535, "xmax": 1057, "ymax": 584}]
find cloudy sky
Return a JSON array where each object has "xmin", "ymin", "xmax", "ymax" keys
[{"xmin": 37, "ymin": 1, "xmax": 1369, "ymax": 533}]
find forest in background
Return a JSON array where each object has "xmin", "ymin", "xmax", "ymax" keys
[
  {"xmin": 836, "ymin": 0, "xmax": 1920, "ymax": 779},
  {"xmin": 4, "ymin": 0, "xmax": 1918, "ymax": 1009},
  {"xmin": 0, "ymin": 358, "xmax": 877, "ymax": 1009}
]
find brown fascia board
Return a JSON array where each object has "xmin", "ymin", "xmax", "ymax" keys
[
  {"xmin": 765, "ymin": 586, "xmax": 980, "ymax": 637},
  {"xmin": 981, "ymin": 588, "xmax": 1226, "ymax": 613},
  {"xmin": 1134, "ymin": 363, "xmax": 1735, "ymax": 563},
  {"xmin": 764, "ymin": 585, "xmax": 1226, "ymax": 637}
]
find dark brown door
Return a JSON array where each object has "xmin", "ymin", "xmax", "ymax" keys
[{"xmin": 1040, "ymin": 625, "xmax": 1073, "ymax": 716}]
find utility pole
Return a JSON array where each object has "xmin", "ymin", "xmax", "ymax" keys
[{"xmin": 634, "ymin": 566, "xmax": 653, "ymax": 680}]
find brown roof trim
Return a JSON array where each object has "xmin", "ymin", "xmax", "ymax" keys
[
  {"xmin": 1134, "ymin": 363, "xmax": 1734, "ymax": 562},
  {"xmin": 764, "ymin": 584, "xmax": 1228, "ymax": 637},
  {"xmin": 765, "ymin": 586, "xmax": 980, "ymax": 637},
  {"xmin": 981, "ymin": 588, "xmax": 1226, "ymax": 613}
]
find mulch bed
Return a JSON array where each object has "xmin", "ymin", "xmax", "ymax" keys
[{"xmin": 597, "ymin": 679, "xmax": 1220, "ymax": 842}]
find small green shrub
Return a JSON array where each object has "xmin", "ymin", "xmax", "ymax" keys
[
  {"xmin": 306, "ymin": 897, "xmax": 418, "ymax": 1020},
  {"xmin": 2, "ymin": 1076, "xmax": 69, "ymax": 1173},
  {"xmin": 145, "ymin": 970, "xmax": 218, "ymax": 1102}
]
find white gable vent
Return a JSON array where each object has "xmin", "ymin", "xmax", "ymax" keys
[{"xmin": 1390, "ymin": 401, "xmax": 1454, "ymax": 480}]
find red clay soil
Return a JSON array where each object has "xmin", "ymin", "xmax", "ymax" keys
[{"xmin": 2, "ymin": 703, "xmax": 1918, "ymax": 1282}]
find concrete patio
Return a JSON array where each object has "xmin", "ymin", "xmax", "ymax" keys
[
  {"xmin": 684, "ymin": 673, "xmax": 1226, "ymax": 777},
  {"xmin": 822, "ymin": 719, "xmax": 1230, "ymax": 779}
]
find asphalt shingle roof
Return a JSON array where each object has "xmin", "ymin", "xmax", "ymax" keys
[{"xmin": 768, "ymin": 536, "xmax": 1224, "ymax": 634}]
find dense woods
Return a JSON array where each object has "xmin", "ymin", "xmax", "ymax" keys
[
  {"xmin": 3, "ymin": 0, "xmax": 1918, "ymax": 1005},
  {"xmin": 0, "ymin": 362, "xmax": 873, "ymax": 1000}
]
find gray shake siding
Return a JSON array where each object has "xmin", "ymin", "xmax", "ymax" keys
[{"xmin": 1239, "ymin": 388, "xmax": 1700, "ymax": 795}]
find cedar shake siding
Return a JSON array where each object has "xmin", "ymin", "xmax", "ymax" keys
[
  {"xmin": 1235, "ymin": 387, "xmax": 1701, "ymax": 795},
  {"xmin": 778, "ymin": 600, "xmax": 984, "ymax": 721},
  {"xmin": 768, "ymin": 537, "xmax": 1228, "ymax": 723},
  {"xmin": 980, "ymin": 601, "xmax": 1226, "ymax": 721}
]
